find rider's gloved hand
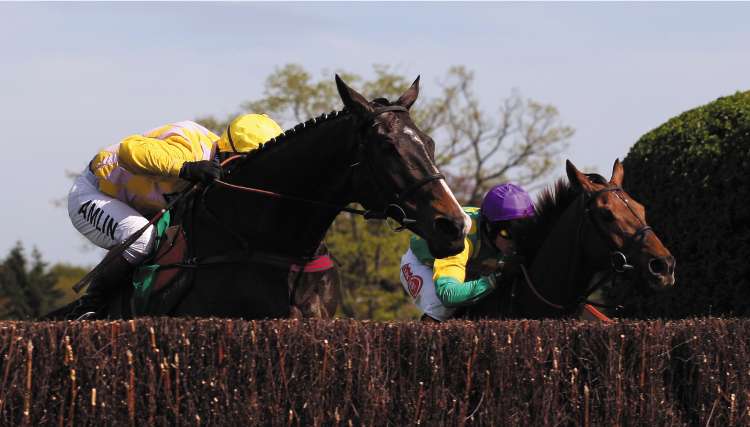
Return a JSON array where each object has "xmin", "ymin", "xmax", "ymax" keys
[{"xmin": 179, "ymin": 160, "xmax": 222, "ymax": 184}]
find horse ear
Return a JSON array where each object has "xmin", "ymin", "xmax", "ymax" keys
[
  {"xmin": 610, "ymin": 158, "xmax": 624, "ymax": 187},
  {"xmin": 336, "ymin": 74, "xmax": 374, "ymax": 117},
  {"xmin": 396, "ymin": 76, "xmax": 420, "ymax": 110},
  {"xmin": 566, "ymin": 160, "xmax": 597, "ymax": 194}
]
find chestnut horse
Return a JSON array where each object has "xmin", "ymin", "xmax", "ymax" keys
[{"xmin": 465, "ymin": 159, "xmax": 676, "ymax": 319}]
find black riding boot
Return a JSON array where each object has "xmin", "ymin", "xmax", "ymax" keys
[{"xmin": 67, "ymin": 256, "xmax": 134, "ymax": 320}]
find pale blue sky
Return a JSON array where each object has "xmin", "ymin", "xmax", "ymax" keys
[{"xmin": 1, "ymin": 2, "xmax": 748, "ymax": 266}]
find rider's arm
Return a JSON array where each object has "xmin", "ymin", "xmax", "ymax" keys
[
  {"xmin": 117, "ymin": 123, "xmax": 218, "ymax": 177},
  {"xmin": 433, "ymin": 241, "xmax": 495, "ymax": 307},
  {"xmin": 117, "ymin": 134, "xmax": 205, "ymax": 177}
]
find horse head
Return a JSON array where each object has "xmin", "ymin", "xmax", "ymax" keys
[
  {"xmin": 566, "ymin": 159, "xmax": 676, "ymax": 290},
  {"xmin": 336, "ymin": 75, "xmax": 469, "ymax": 258}
]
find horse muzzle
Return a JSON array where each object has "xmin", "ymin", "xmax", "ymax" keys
[{"xmin": 425, "ymin": 216, "xmax": 465, "ymax": 257}]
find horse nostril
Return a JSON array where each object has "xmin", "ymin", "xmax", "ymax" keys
[
  {"xmin": 648, "ymin": 257, "xmax": 669, "ymax": 276},
  {"xmin": 434, "ymin": 216, "xmax": 461, "ymax": 240}
]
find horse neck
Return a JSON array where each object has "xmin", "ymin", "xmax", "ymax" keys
[
  {"xmin": 520, "ymin": 195, "xmax": 599, "ymax": 318},
  {"xmin": 201, "ymin": 114, "xmax": 360, "ymax": 257}
]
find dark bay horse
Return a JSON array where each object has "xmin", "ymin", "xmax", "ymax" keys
[
  {"xmin": 466, "ymin": 159, "xmax": 676, "ymax": 319},
  {"xmin": 103, "ymin": 75, "xmax": 469, "ymax": 319}
]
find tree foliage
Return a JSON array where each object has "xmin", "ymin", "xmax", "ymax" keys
[
  {"xmin": 199, "ymin": 64, "xmax": 573, "ymax": 200},
  {"xmin": 50, "ymin": 263, "xmax": 89, "ymax": 307},
  {"xmin": 426, "ymin": 67, "xmax": 574, "ymax": 203},
  {"xmin": 0, "ymin": 242, "xmax": 65, "ymax": 319},
  {"xmin": 198, "ymin": 64, "xmax": 573, "ymax": 319},
  {"xmin": 325, "ymin": 216, "xmax": 421, "ymax": 320}
]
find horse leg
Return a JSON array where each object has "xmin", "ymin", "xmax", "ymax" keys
[
  {"xmin": 288, "ymin": 267, "xmax": 344, "ymax": 319},
  {"xmin": 288, "ymin": 270, "xmax": 323, "ymax": 318},
  {"xmin": 105, "ymin": 283, "xmax": 134, "ymax": 319},
  {"xmin": 320, "ymin": 268, "xmax": 342, "ymax": 319}
]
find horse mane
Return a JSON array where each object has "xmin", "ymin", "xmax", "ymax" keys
[
  {"xmin": 515, "ymin": 173, "xmax": 607, "ymax": 261},
  {"xmin": 232, "ymin": 109, "xmax": 348, "ymax": 168},
  {"xmin": 233, "ymin": 98, "xmax": 396, "ymax": 167}
]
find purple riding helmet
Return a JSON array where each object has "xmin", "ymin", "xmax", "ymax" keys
[{"xmin": 481, "ymin": 183, "xmax": 535, "ymax": 222}]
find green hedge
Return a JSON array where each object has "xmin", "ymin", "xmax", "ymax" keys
[
  {"xmin": 622, "ymin": 91, "xmax": 750, "ymax": 317},
  {"xmin": 0, "ymin": 318, "xmax": 749, "ymax": 426}
]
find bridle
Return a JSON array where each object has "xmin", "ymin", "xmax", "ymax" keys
[
  {"xmin": 518, "ymin": 183, "xmax": 653, "ymax": 314},
  {"xmin": 353, "ymin": 105, "xmax": 445, "ymax": 231},
  {"xmin": 584, "ymin": 186, "xmax": 653, "ymax": 274}
]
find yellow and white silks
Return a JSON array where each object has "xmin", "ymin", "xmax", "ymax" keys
[{"xmin": 68, "ymin": 121, "xmax": 219, "ymax": 264}]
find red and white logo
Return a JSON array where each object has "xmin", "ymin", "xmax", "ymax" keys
[{"xmin": 401, "ymin": 263, "xmax": 423, "ymax": 298}]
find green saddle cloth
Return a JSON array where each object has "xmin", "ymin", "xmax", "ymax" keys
[{"xmin": 132, "ymin": 211, "xmax": 171, "ymax": 314}]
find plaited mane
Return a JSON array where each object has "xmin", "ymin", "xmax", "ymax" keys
[
  {"xmin": 235, "ymin": 96, "xmax": 398, "ymax": 167},
  {"xmin": 232, "ymin": 110, "xmax": 348, "ymax": 166}
]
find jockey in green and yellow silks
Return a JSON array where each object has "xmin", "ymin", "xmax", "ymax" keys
[
  {"xmin": 400, "ymin": 183, "xmax": 536, "ymax": 321},
  {"xmin": 64, "ymin": 114, "xmax": 283, "ymax": 319}
]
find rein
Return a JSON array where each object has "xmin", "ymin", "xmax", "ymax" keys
[{"xmin": 212, "ymin": 173, "xmax": 444, "ymax": 226}]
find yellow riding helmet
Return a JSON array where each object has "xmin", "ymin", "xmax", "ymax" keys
[{"xmin": 217, "ymin": 113, "xmax": 284, "ymax": 153}]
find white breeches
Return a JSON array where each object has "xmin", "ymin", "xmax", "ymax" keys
[
  {"xmin": 400, "ymin": 249, "xmax": 456, "ymax": 321},
  {"xmin": 67, "ymin": 170, "xmax": 156, "ymax": 264}
]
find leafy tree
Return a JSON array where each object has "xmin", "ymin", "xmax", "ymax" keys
[
  {"xmin": 0, "ymin": 242, "xmax": 65, "ymax": 319},
  {"xmin": 50, "ymin": 263, "xmax": 89, "ymax": 307},
  {"xmin": 197, "ymin": 64, "xmax": 573, "ymax": 319},
  {"xmin": 326, "ymin": 216, "xmax": 421, "ymax": 320},
  {"xmin": 433, "ymin": 67, "xmax": 574, "ymax": 203},
  {"xmin": 203, "ymin": 64, "xmax": 574, "ymax": 201}
]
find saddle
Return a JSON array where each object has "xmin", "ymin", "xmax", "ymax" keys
[
  {"xmin": 150, "ymin": 225, "xmax": 188, "ymax": 291},
  {"xmin": 132, "ymin": 212, "xmax": 192, "ymax": 315}
]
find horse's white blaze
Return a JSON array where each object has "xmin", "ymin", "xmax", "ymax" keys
[
  {"xmin": 403, "ymin": 127, "xmax": 423, "ymax": 145},
  {"xmin": 439, "ymin": 180, "xmax": 471, "ymax": 237},
  {"xmin": 404, "ymin": 125, "xmax": 468, "ymax": 236},
  {"xmin": 405, "ymin": 127, "xmax": 439, "ymax": 172}
]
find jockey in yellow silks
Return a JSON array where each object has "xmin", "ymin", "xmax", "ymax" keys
[{"xmin": 65, "ymin": 114, "xmax": 283, "ymax": 318}]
